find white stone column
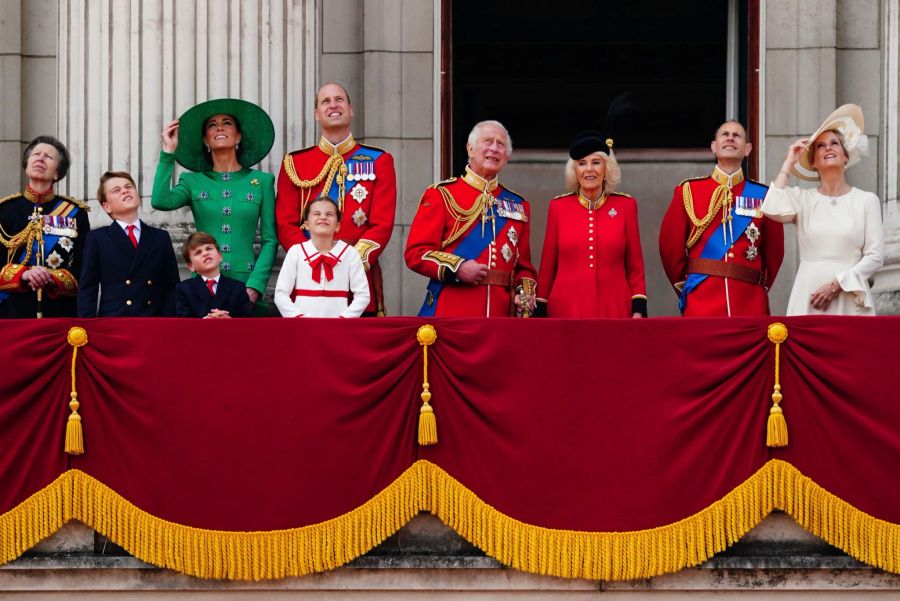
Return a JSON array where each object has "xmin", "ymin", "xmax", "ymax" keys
[
  {"xmin": 55, "ymin": 0, "xmax": 318, "ymax": 220},
  {"xmin": 873, "ymin": 0, "xmax": 900, "ymax": 313}
]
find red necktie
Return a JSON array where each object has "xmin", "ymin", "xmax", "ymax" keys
[
  {"xmin": 206, "ymin": 279, "xmax": 216, "ymax": 296},
  {"xmin": 309, "ymin": 254, "xmax": 338, "ymax": 283},
  {"xmin": 126, "ymin": 224, "xmax": 138, "ymax": 248}
]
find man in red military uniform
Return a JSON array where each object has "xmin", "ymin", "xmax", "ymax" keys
[
  {"xmin": 276, "ymin": 82, "xmax": 395, "ymax": 315},
  {"xmin": 405, "ymin": 120, "xmax": 537, "ymax": 317},
  {"xmin": 659, "ymin": 120, "xmax": 784, "ymax": 316}
]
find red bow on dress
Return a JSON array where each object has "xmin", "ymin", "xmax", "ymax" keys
[{"xmin": 309, "ymin": 254, "xmax": 338, "ymax": 283}]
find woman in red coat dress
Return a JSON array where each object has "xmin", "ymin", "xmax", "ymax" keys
[{"xmin": 536, "ymin": 131, "xmax": 647, "ymax": 318}]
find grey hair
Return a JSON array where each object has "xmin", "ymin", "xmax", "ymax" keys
[
  {"xmin": 466, "ymin": 120, "xmax": 513, "ymax": 157},
  {"xmin": 564, "ymin": 151, "xmax": 622, "ymax": 195}
]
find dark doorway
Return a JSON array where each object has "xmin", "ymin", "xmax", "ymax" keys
[{"xmin": 448, "ymin": 1, "xmax": 748, "ymax": 173}]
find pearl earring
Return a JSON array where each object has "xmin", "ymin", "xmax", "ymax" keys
[{"xmin": 235, "ymin": 142, "xmax": 240, "ymax": 150}]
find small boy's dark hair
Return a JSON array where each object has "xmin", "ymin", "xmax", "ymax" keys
[
  {"xmin": 97, "ymin": 171, "xmax": 137, "ymax": 206},
  {"xmin": 182, "ymin": 232, "xmax": 220, "ymax": 263},
  {"xmin": 302, "ymin": 196, "xmax": 342, "ymax": 225}
]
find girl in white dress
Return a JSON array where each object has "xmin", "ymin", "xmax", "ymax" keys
[
  {"xmin": 762, "ymin": 104, "xmax": 884, "ymax": 316},
  {"xmin": 275, "ymin": 196, "xmax": 370, "ymax": 318}
]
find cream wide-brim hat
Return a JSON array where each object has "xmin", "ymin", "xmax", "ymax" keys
[{"xmin": 791, "ymin": 104, "xmax": 868, "ymax": 181}]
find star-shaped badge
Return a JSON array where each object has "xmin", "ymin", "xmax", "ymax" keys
[
  {"xmin": 350, "ymin": 184, "xmax": 369, "ymax": 203},
  {"xmin": 352, "ymin": 207, "xmax": 367, "ymax": 227}
]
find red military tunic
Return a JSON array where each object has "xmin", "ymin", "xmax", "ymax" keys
[
  {"xmin": 658, "ymin": 166, "xmax": 784, "ymax": 316},
  {"xmin": 537, "ymin": 192, "xmax": 646, "ymax": 318},
  {"xmin": 276, "ymin": 135, "xmax": 396, "ymax": 315},
  {"xmin": 405, "ymin": 169, "xmax": 537, "ymax": 317}
]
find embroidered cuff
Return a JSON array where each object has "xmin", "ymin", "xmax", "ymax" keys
[
  {"xmin": 0, "ymin": 264, "xmax": 27, "ymax": 291},
  {"xmin": 355, "ymin": 239, "xmax": 381, "ymax": 271}
]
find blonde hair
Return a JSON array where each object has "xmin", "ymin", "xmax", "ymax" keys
[{"xmin": 564, "ymin": 151, "xmax": 621, "ymax": 195}]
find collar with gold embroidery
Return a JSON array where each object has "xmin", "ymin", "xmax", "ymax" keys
[
  {"xmin": 578, "ymin": 192, "xmax": 607, "ymax": 211},
  {"xmin": 23, "ymin": 185, "xmax": 55, "ymax": 204},
  {"xmin": 711, "ymin": 165, "xmax": 744, "ymax": 188},
  {"xmin": 318, "ymin": 134, "xmax": 356, "ymax": 156},
  {"xmin": 462, "ymin": 166, "xmax": 499, "ymax": 193}
]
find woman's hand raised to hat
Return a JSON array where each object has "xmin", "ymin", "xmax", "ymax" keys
[
  {"xmin": 161, "ymin": 119, "xmax": 180, "ymax": 153},
  {"xmin": 783, "ymin": 138, "xmax": 810, "ymax": 169}
]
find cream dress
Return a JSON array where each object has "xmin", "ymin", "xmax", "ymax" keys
[{"xmin": 762, "ymin": 186, "xmax": 884, "ymax": 315}]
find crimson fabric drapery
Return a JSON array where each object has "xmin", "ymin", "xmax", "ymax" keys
[{"xmin": 1, "ymin": 316, "xmax": 898, "ymax": 579}]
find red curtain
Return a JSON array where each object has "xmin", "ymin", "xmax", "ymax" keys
[{"xmin": 1, "ymin": 316, "xmax": 898, "ymax": 578}]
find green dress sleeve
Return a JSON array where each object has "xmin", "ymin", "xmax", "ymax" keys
[
  {"xmin": 245, "ymin": 171, "xmax": 277, "ymax": 294},
  {"xmin": 151, "ymin": 151, "xmax": 193, "ymax": 210}
]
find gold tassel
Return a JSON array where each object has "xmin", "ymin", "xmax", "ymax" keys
[
  {"xmin": 417, "ymin": 324, "xmax": 438, "ymax": 446},
  {"xmin": 65, "ymin": 327, "xmax": 89, "ymax": 455},
  {"xmin": 766, "ymin": 323, "xmax": 789, "ymax": 447}
]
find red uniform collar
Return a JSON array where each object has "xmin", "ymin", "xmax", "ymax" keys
[
  {"xmin": 23, "ymin": 185, "xmax": 55, "ymax": 204},
  {"xmin": 462, "ymin": 166, "xmax": 499, "ymax": 193}
]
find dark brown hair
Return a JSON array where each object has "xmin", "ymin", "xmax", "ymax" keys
[
  {"xmin": 97, "ymin": 171, "xmax": 137, "ymax": 206},
  {"xmin": 182, "ymin": 232, "xmax": 220, "ymax": 263}
]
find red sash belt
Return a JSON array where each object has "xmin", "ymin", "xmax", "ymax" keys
[{"xmin": 294, "ymin": 289, "xmax": 350, "ymax": 298}]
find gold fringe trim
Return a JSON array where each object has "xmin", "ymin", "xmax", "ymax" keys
[
  {"xmin": 421, "ymin": 459, "xmax": 899, "ymax": 580},
  {"xmin": 0, "ymin": 472, "xmax": 74, "ymax": 565},
  {"xmin": 1, "ymin": 461, "xmax": 898, "ymax": 580}
]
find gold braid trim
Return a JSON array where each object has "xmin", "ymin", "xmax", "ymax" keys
[
  {"xmin": 438, "ymin": 186, "xmax": 488, "ymax": 249},
  {"xmin": 683, "ymin": 182, "xmax": 733, "ymax": 250},
  {"xmin": 0, "ymin": 461, "xmax": 899, "ymax": 579},
  {"xmin": 282, "ymin": 153, "xmax": 347, "ymax": 216}
]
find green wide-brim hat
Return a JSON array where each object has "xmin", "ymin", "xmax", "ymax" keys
[{"xmin": 175, "ymin": 98, "xmax": 275, "ymax": 173}]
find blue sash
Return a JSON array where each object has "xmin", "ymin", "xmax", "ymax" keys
[
  {"xmin": 0, "ymin": 199, "xmax": 81, "ymax": 303},
  {"xmin": 324, "ymin": 146, "xmax": 384, "ymax": 200},
  {"xmin": 679, "ymin": 181, "xmax": 767, "ymax": 313},
  {"xmin": 418, "ymin": 189, "xmax": 520, "ymax": 316}
]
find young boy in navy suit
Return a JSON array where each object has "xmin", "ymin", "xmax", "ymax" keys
[
  {"xmin": 176, "ymin": 232, "xmax": 252, "ymax": 318},
  {"xmin": 77, "ymin": 171, "xmax": 180, "ymax": 317}
]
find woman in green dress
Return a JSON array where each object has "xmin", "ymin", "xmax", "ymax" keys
[{"xmin": 152, "ymin": 98, "xmax": 277, "ymax": 312}]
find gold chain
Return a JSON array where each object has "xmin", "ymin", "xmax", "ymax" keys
[{"xmin": 683, "ymin": 183, "xmax": 733, "ymax": 249}]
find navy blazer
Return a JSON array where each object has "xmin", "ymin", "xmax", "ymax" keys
[
  {"xmin": 77, "ymin": 221, "xmax": 180, "ymax": 317},
  {"xmin": 175, "ymin": 274, "xmax": 252, "ymax": 318}
]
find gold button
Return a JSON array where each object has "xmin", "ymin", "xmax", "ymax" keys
[
  {"xmin": 126, "ymin": 300, "xmax": 132, "ymax": 306},
  {"xmin": 589, "ymin": 255, "xmax": 594, "ymax": 259},
  {"xmin": 589, "ymin": 246, "xmax": 594, "ymax": 250},
  {"xmin": 147, "ymin": 280, "xmax": 153, "ymax": 286},
  {"xmin": 589, "ymin": 264, "xmax": 594, "ymax": 269},
  {"xmin": 490, "ymin": 261, "xmax": 497, "ymax": 267},
  {"xmin": 147, "ymin": 300, "xmax": 152, "ymax": 305},
  {"xmin": 125, "ymin": 279, "xmax": 132, "ymax": 285},
  {"xmin": 727, "ymin": 252, "xmax": 734, "ymax": 258}
]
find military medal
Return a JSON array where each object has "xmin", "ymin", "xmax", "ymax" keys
[
  {"xmin": 347, "ymin": 160, "xmax": 376, "ymax": 182},
  {"xmin": 744, "ymin": 222, "xmax": 760, "ymax": 260},
  {"xmin": 608, "ymin": 208, "xmax": 618, "ymax": 218},
  {"xmin": 42, "ymin": 215, "xmax": 78, "ymax": 237},
  {"xmin": 735, "ymin": 195, "xmax": 763, "ymax": 217},
  {"xmin": 507, "ymin": 227, "xmax": 519, "ymax": 246},
  {"xmin": 496, "ymin": 198, "xmax": 527, "ymax": 222},
  {"xmin": 352, "ymin": 207, "xmax": 367, "ymax": 227},
  {"xmin": 349, "ymin": 183, "xmax": 368, "ymax": 203}
]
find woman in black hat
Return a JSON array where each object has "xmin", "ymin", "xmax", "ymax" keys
[
  {"xmin": 152, "ymin": 99, "xmax": 277, "ymax": 313},
  {"xmin": 536, "ymin": 132, "xmax": 647, "ymax": 318}
]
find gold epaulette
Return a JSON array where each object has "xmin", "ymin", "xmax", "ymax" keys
[
  {"xmin": 61, "ymin": 195, "xmax": 91, "ymax": 211},
  {"xmin": 0, "ymin": 192, "xmax": 23, "ymax": 206},
  {"xmin": 429, "ymin": 177, "xmax": 457, "ymax": 189},
  {"xmin": 610, "ymin": 191, "xmax": 633, "ymax": 198},
  {"xmin": 550, "ymin": 192, "xmax": 573, "ymax": 200},
  {"xmin": 678, "ymin": 176, "xmax": 707, "ymax": 187}
]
